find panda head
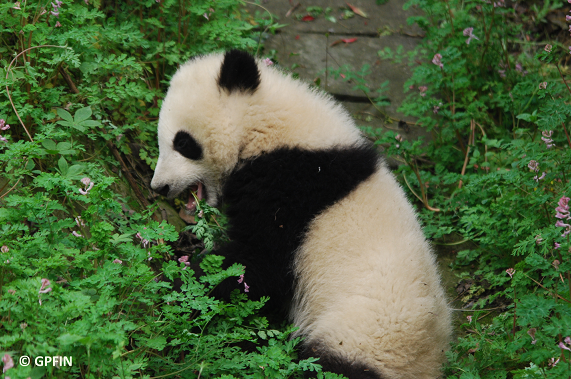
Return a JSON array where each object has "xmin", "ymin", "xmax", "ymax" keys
[
  {"xmin": 151, "ymin": 50, "xmax": 362, "ymax": 211},
  {"xmin": 150, "ymin": 50, "xmax": 262, "ymax": 211}
]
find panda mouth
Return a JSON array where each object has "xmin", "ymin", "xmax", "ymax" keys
[{"xmin": 184, "ymin": 182, "xmax": 205, "ymax": 213}]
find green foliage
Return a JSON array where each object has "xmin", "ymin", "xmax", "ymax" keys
[
  {"xmin": 0, "ymin": 1, "xmax": 327, "ymax": 377},
  {"xmin": 368, "ymin": 0, "xmax": 571, "ymax": 376}
]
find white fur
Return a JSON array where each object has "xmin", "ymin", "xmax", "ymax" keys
[{"xmin": 152, "ymin": 53, "xmax": 451, "ymax": 378}]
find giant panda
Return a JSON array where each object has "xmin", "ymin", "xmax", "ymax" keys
[{"xmin": 151, "ymin": 50, "xmax": 451, "ymax": 379}]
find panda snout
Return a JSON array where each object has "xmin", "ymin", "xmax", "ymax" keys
[{"xmin": 154, "ymin": 184, "xmax": 170, "ymax": 197}]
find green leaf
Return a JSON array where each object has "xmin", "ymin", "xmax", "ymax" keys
[
  {"xmin": 57, "ymin": 108, "xmax": 74, "ymax": 123},
  {"xmin": 74, "ymin": 106, "xmax": 93, "ymax": 123},
  {"xmin": 58, "ymin": 156, "xmax": 69, "ymax": 176}
]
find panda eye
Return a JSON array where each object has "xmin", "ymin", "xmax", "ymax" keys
[{"xmin": 173, "ymin": 131, "xmax": 203, "ymax": 160}]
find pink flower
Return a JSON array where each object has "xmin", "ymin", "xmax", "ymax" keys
[
  {"xmin": 555, "ymin": 242, "xmax": 561, "ymax": 249},
  {"xmin": 466, "ymin": 315, "xmax": 472, "ymax": 323},
  {"xmin": 1, "ymin": 245, "xmax": 8, "ymax": 253},
  {"xmin": 72, "ymin": 231, "xmax": 82, "ymax": 237},
  {"xmin": 432, "ymin": 54, "xmax": 443, "ymax": 68},
  {"xmin": 0, "ymin": 120, "xmax": 9, "ymax": 131},
  {"xmin": 136, "ymin": 232, "xmax": 150, "ymax": 248},
  {"xmin": 13, "ymin": 2, "xmax": 21, "ymax": 10},
  {"xmin": 0, "ymin": 135, "xmax": 7, "ymax": 142},
  {"xmin": 498, "ymin": 69, "xmax": 506, "ymax": 78},
  {"xmin": 55, "ymin": 21, "xmax": 62, "ymax": 27},
  {"xmin": 539, "ymin": 82, "xmax": 547, "ymax": 89},
  {"xmin": 527, "ymin": 328, "xmax": 537, "ymax": 344},
  {"xmin": 395, "ymin": 134, "xmax": 403, "ymax": 142},
  {"xmin": 533, "ymin": 172, "xmax": 546, "ymax": 182},
  {"xmin": 559, "ymin": 342, "xmax": 571, "ymax": 351},
  {"xmin": 263, "ymin": 58, "xmax": 274, "ymax": 66},
  {"xmin": 548, "ymin": 357, "xmax": 560, "ymax": 367},
  {"xmin": 419, "ymin": 86, "xmax": 428, "ymax": 97},
  {"xmin": 545, "ymin": 44, "xmax": 552, "ymax": 52},
  {"xmin": 556, "ymin": 196, "xmax": 570, "ymax": 220},
  {"xmin": 433, "ymin": 105, "xmax": 440, "ymax": 114},
  {"xmin": 8, "ymin": 289, "xmax": 15, "ymax": 295},
  {"xmin": 113, "ymin": 259, "xmax": 122, "ymax": 264},
  {"xmin": 528, "ymin": 160, "xmax": 539, "ymax": 172},
  {"xmin": 178, "ymin": 256, "xmax": 190, "ymax": 269},
  {"xmin": 567, "ymin": 15, "xmax": 571, "ymax": 21},
  {"xmin": 39, "ymin": 278, "xmax": 51, "ymax": 293},
  {"xmin": 2, "ymin": 354, "xmax": 14, "ymax": 373},
  {"xmin": 79, "ymin": 178, "xmax": 94, "ymax": 195},
  {"xmin": 244, "ymin": 282, "xmax": 250, "ymax": 292},
  {"xmin": 506, "ymin": 268, "xmax": 515, "ymax": 278},
  {"xmin": 463, "ymin": 27, "xmax": 479, "ymax": 44}
]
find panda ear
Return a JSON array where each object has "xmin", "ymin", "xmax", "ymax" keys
[{"xmin": 218, "ymin": 50, "xmax": 261, "ymax": 94}]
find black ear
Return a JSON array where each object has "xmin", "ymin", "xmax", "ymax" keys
[{"xmin": 218, "ymin": 50, "xmax": 260, "ymax": 94}]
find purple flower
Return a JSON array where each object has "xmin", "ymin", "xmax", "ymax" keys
[
  {"xmin": 539, "ymin": 82, "xmax": 547, "ymax": 89},
  {"xmin": 545, "ymin": 44, "xmax": 552, "ymax": 52},
  {"xmin": 541, "ymin": 130, "xmax": 555, "ymax": 148},
  {"xmin": 466, "ymin": 315, "xmax": 472, "ymax": 323},
  {"xmin": 13, "ymin": 2, "xmax": 21, "ymax": 10},
  {"xmin": 433, "ymin": 105, "xmax": 440, "ymax": 114},
  {"xmin": 567, "ymin": 15, "xmax": 571, "ymax": 21},
  {"xmin": 506, "ymin": 268, "xmax": 515, "ymax": 278},
  {"xmin": 2, "ymin": 354, "xmax": 14, "ymax": 373},
  {"xmin": 39, "ymin": 278, "xmax": 52, "ymax": 305},
  {"xmin": 0, "ymin": 119, "xmax": 9, "ymax": 131},
  {"xmin": 0, "ymin": 135, "xmax": 7, "ymax": 142},
  {"xmin": 463, "ymin": 27, "xmax": 479, "ymax": 44},
  {"xmin": 113, "ymin": 259, "xmax": 122, "ymax": 264},
  {"xmin": 559, "ymin": 342, "xmax": 571, "ymax": 351},
  {"xmin": 498, "ymin": 69, "xmax": 506, "ymax": 78},
  {"xmin": 72, "ymin": 231, "xmax": 82, "ymax": 237},
  {"xmin": 55, "ymin": 21, "xmax": 62, "ymax": 27},
  {"xmin": 548, "ymin": 357, "xmax": 560, "ymax": 367},
  {"xmin": 528, "ymin": 160, "xmax": 539, "ymax": 172},
  {"xmin": 432, "ymin": 54, "xmax": 443, "ymax": 68},
  {"xmin": 533, "ymin": 172, "xmax": 546, "ymax": 182},
  {"xmin": 1, "ymin": 245, "xmax": 8, "ymax": 253},
  {"xmin": 237, "ymin": 274, "xmax": 244, "ymax": 284},
  {"xmin": 263, "ymin": 58, "xmax": 274, "ymax": 66},
  {"xmin": 419, "ymin": 86, "xmax": 428, "ymax": 97},
  {"xmin": 555, "ymin": 242, "xmax": 561, "ymax": 249},
  {"xmin": 565, "ymin": 336, "xmax": 571, "ymax": 345}
]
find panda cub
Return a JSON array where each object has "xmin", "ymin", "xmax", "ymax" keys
[{"xmin": 151, "ymin": 50, "xmax": 451, "ymax": 379}]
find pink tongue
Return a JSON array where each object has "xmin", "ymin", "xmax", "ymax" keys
[{"xmin": 185, "ymin": 182, "xmax": 203, "ymax": 212}]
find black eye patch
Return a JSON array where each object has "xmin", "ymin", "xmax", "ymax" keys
[{"xmin": 173, "ymin": 131, "xmax": 203, "ymax": 160}]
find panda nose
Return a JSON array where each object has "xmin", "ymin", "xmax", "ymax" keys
[{"xmin": 155, "ymin": 184, "xmax": 170, "ymax": 197}]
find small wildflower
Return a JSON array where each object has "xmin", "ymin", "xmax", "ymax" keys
[
  {"xmin": 553, "ymin": 259, "xmax": 561, "ymax": 270},
  {"xmin": 1, "ymin": 245, "xmax": 8, "ymax": 253},
  {"xmin": 506, "ymin": 268, "xmax": 515, "ymax": 278},
  {"xmin": 20, "ymin": 322, "xmax": 27, "ymax": 330},
  {"xmin": 2, "ymin": 354, "xmax": 14, "ymax": 373},
  {"xmin": 548, "ymin": 357, "xmax": 560, "ymax": 367},
  {"xmin": 545, "ymin": 44, "xmax": 552, "ymax": 52},
  {"xmin": 0, "ymin": 135, "xmax": 7, "ymax": 142},
  {"xmin": 558, "ymin": 342, "xmax": 571, "ymax": 351},
  {"xmin": 79, "ymin": 177, "xmax": 94, "ymax": 195},
  {"xmin": 75, "ymin": 216, "xmax": 85, "ymax": 227},
  {"xmin": 527, "ymin": 328, "xmax": 537, "ymax": 344},
  {"xmin": 55, "ymin": 21, "xmax": 61, "ymax": 27},
  {"xmin": 244, "ymin": 282, "xmax": 250, "ymax": 293},
  {"xmin": 203, "ymin": 13, "xmax": 209, "ymax": 20},
  {"xmin": 535, "ymin": 235, "xmax": 543, "ymax": 244},
  {"xmin": 113, "ymin": 259, "xmax": 122, "ymax": 264},
  {"xmin": 263, "ymin": 58, "xmax": 273, "ymax": 66},
  {"xmin": 432, "ymin": 54, "xmax": 443, "ymax": 68},
  {"xmin": 555, "ymin": 242, "xmax": 561, "ymax": 249},
  {"xmin": 466, "ymin": 315, "xmax": 472, "ymax": 323},
  {"xmin": 0, "ymin": 119, "xmax": 9, "ymax": 131},
  {"xmin": 541, "ymin": 130, "xmax": 555, "ymax": 149},
  {"xmin": 72, "ymin": 231, "xmax": 82, "ymax": 237},
  {"xmin": 463, "ymin": 27, "xmax": 479, "ymax": 44},
  {"xmin": 39, "ymin": 278, "xmax": 52, "ymax": 305},
  {"xmin": 13, "ymin": 2, "xmax": 21, "ymax": 10},
  {"xmin": 539, "ymin": 82, "xmax": 547, "ymax": 90},
  {"xmin": 528, "ymin": 160, "xmax": 539, "ymax": 172},
  {"xmin": 433, "ymin": 105, "xmax": 440, "ymax": 114},
  {"xmin": 498, "ymin": 69, "xmax": 506, "ymax": 78},
  {"xmin": 555, "ymin": 196, "xmax": 570, "ymax": 220},
  {"xmin": 567, "ymin": 15, "xmax": 571, "ymax": 22},
  {"xmin": 178, "ymin": 255, "xmax": 190, "ymax": 269},
  {"xmin": 533, "ymin": 172, "xmax": 546, "ymax": 182},
  {"xmin": 198, "ymin": 209, "xmax": 204, "ymax": 218},
  {"xmin": 565, "ymin": 336, "xmax": 571, "ymax": 345},
  {"xmin": 395, "ymin": 134, "xmax": 403, "ymax": 142},
  {"xmin": 419, "ymin": 86, "xmax": 428, "ymax": 97},
  {"xmin": 8, "ymin": 289, "xmax": 15, "ymax": 295},
  {"xmin": 237, "ymin": 274, "xmax": 245, "ymax": 284}
]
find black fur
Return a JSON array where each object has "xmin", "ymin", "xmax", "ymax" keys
[
  {"xmin": 218, "ymin": 50, "xmax": 261, "ymax": 94},
  {"xmin": 173, "ymin": 131, "xmax": 203, "ymax": 160},
  {"xmin": 301, "ymin": 341, "xmax": 383, "ymax": 379},
  {"xmin": 208, "ymin": 143, "xmax": 378, "ymax": 311}
]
